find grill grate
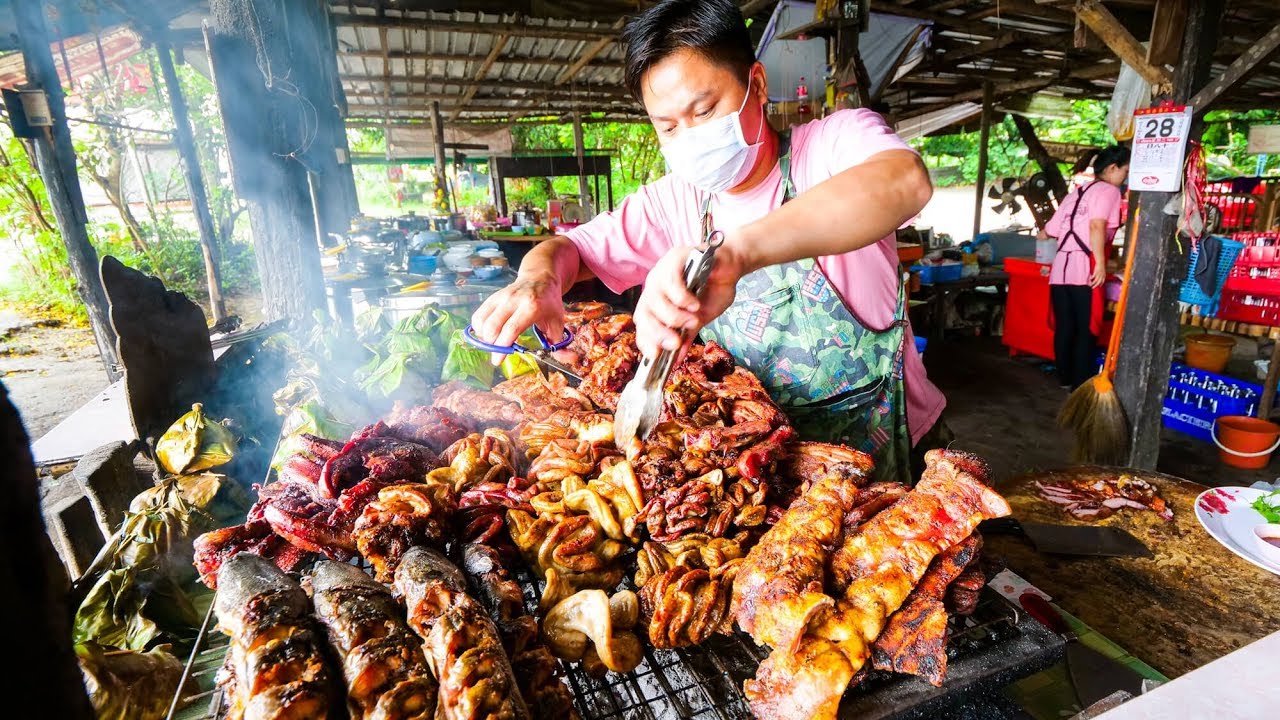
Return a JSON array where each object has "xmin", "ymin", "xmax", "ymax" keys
[{"xmin": 168, "ymin": 553, "xmax": 1039, "ymax": 720}]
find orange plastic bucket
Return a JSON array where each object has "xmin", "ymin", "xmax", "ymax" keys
[
  {"xmin": 1184, "ymin": 333, "xmax": 1236, "ymax": 373},
  {"xmin": 1212, "ymin": 416, "xmax": 1280, "ymax": 469}
]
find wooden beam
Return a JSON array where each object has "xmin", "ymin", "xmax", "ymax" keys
[
  {"xmin": 14, "ymin": 0, "xmax": 120, "ymax": 380},
  {"xmin": 451, "ymin": 33, "xmax": 510, "ymax": 121},
  {"xmin": 331, "ymin": 12, "xmax": 617, "ymax": 42},
  {"xmin": 573, "ymin": 112, "xmax": 589, "ymax": 207},
  {"xmin": 1114, "ymin": 0, "xmax": 1224, "ymax": 470},
  {"xmin": 431, "ymin": 100, "xmax": 449, "ymax": 211},
  {"xmin": 338, "ymin": 48, "xmax": 623, "ymax": 69},
  {"xmin": 739, "ymin": 0, "xmax": 778, "ymax": 17},
  {"xmin": 1075, "ymin": 0, "xmax": 1173, "ymax": 87},
  {"xmin": 341, "ymin": 74, "xmax": 628, "ymax": 96},
  {"xmin": 558, "ymin": 18, "xmax": 624, "ymax": 86},
  {"xmin": 156, "ymin": 39, "xmax": 226, "ymax": 322},
  {"xmin": 1188, "ymin": 23, "xmax": 1280, "ymax": 114},
  {"xmin": 973, "ymin": 82, "xmax": 994, "ymax": 242},
  {"xmin": 1147, "ymin": 0, "xmax": 1188, "ymax": 67}
]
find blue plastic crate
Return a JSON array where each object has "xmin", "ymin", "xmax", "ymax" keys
[
  {"xmin": 1179, "ymin": 237, "xmax": 1243, "ymax": 316},
  {"xmin": 911, "ymin": 262, "xmax": 963, "ymax": 285},
  {"xmin": 1161, "ymin": 363, "xmax": 1261, "ymax": 441}
]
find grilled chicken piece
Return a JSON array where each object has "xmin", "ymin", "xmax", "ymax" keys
[
  {"xmin": 731, "ymin": 471, "xmax": 870, "ymax": 655},
  {"xmin": 744, "ymin": 449, "xmax": 1011, "ymax": 720},
  {"xmin": 431, "ymin": 382, "xmax": 526, "ymax": 430},
  {"xmin": 394, "ymin": 547, "xmax": 530, "ymax": 720},
  {"xmin": 492, "ymin": 372, "xmax": 593, "ymax": 421},
  {"xmin": 870, "ymin": 533, "xmax": 984, "ymax": 686},
  {"xmin": 214, "ymin": 553, "xmax": 338, "ymax": 720},
  {"xmin": 353, "ymin": 482, "xmax": 457, "ymax": 581},
  {"xmin": 310, "ymin": 561, "xmax": 437, "ymax": 720},
  {"xmin": 462, "ymin": 544, "xmax": 580, "ymax": 720}
]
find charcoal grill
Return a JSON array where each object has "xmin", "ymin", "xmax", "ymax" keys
[{"xmin": 167, "ymin": 559, "xmax": 1062, "ymax": 720}]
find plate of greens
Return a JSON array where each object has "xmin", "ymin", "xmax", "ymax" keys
[{"xmin": 1194, "ymin": 486, "xmax": 1280, "ymax": 575}]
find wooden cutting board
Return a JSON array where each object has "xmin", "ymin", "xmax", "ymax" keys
[{"xmin": 987, "ymin": 467, "xmax": 1280, "ymax": 678}]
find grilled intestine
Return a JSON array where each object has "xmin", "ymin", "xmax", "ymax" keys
[
  {"xmin": 394, "ymin": 546, "xmax": 530, "ymax": 720},
  {"xmin": 310, "ymin": 560, "xmax": 437, "ymax": 719},
  {"xmin": 213, "ymin": 553, "xmax": 338, "ymax": 720}
]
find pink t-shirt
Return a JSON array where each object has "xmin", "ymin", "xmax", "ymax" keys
[
  {"xmin": 564, "ymin": 109, "xmax": 945, "ymax": 444},
  {"xmin": 1046, "ymin": 181, "xmax": 1123, "ymax": 286}
]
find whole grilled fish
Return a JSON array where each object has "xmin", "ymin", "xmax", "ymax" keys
[
  {"xmin": 311, "ymin": 560, "xmax": 438, "ymax": 720},
  {"xmin": 214, "ymin": 553, "xmax": 338, "ymax": 720},
  {"xmin": 394, "ymin": 547, "xmax": 531, "ymax": 720}
]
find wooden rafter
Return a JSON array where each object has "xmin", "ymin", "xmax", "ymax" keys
[
  {"xmin": 341, "ymin": 76, "xmax": 629, "ymax": 96},
  {"xmin": 557, "ymin": 18, "xmax": 624, "ymax": 86},
  {"xmin": 451, "ymin": 33, "xmax": 511, "ymax": 120},
  {"xmin": 739, "ymin": 0, "xmax": 778, "ymax": 17},
  {"xmin": 338, "ymin": 49, "xmax": 623, "ymax": 69},
  {"xmin": 331, "ymin": 12, "xmax": 616, "ymax": 42},
  {"xmin": 1074, "ymin": 0, "xmax": 1173, "ymax": 87},
  {"xmin": 1188, "ymin": 23, "xmax": 1280, "ymax": 113}
]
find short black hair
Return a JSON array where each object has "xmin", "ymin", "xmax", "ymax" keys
[
  {"xmin": 622, "ymin": 0, "xmax": 756, "ymax": 103},
  {"xmin": 1093, "ymin": 145, "xmax": 1131, "ymax": 174}
]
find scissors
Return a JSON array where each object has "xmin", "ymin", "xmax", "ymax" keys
[{"xmin": 462, "ymin": 324, "xmax": 582, "ymax": 383}]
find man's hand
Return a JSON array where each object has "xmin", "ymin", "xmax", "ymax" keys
[
  {"xmin": 471, "ymin": 271, "xmax": 566, "ymax": 361},
  {"xmin": 634, "ymin": 240, "xmax": 748, "ymax": 358}
]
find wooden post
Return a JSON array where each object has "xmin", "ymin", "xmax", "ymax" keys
[
  {"xmin": 573, "ymin": 112, "xmax": 589, "ymax": 211},
  {"xmin": 972, "ymin": 82, "xmax": 994, "ymax": 242},
  {"xmin": 431, "ymin": 100, "xmax": 449, "ymax": 213},
  {"xmin": 1259, "ymin": 339, "xmax": 1280, "ymax": 420},
  {"xmin": 155, "ymin": 38, "xmax": 226, "ymax": 322},
  {"xmin": 1010, "ymin": 114, "xmax": 1069, "ymax": 202},
  {"xmin": 1114, "ymin": 0, "xmax": 1224, "ymax": 469},
  {"xmin": 14, "ymin": 0, "xmax": 121, "ymax": 381},
  {"xmin": 207, "ymin": 0, "xmax": 327, "ymax": 321}
]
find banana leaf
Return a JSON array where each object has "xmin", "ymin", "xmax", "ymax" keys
[
  {"xmin": 443, "ymin": 329, "xmax": 495, "ymax": 387},
  {"xmin": 501, "ymin": 351, "xmax": 540, "ymax": 380},
  {"xmin": 155, "ymin": 403, "xmax": 238, "ymax": 475},
  {"xmin": 77, "ymin": 643, "xmax": 182, "ymax": 720}
]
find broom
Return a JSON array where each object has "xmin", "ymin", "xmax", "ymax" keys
[{"xmin": 1057, "ymin": 218, "xmax": 1140, "ymax": 464}]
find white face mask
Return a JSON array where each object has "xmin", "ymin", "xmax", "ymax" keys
[{"xmin": 660, "ymin": 77, "xmax": 764, "ymax": 193}]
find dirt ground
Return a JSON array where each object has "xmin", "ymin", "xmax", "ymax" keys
[{"xmin": 0, "ymin": 307, "xmax": 110, "ymax": 440}]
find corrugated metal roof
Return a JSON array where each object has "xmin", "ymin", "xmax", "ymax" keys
[{"xmin": 330, "ymin": 5, "xmax": 640, "ymax": 125}]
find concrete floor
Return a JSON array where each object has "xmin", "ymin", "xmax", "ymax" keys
[{"xmin": 925, "ymin": 336, "xmax": 1277, "ymax": 489}]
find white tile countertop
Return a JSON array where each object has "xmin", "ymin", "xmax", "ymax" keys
[{"xmin": 1096, "ymin": 630, "xmax": 1280, "ymax": 720}]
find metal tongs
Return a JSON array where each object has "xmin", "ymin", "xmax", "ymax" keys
[{"xmin": 614, "ymin": 230, "xmax": 725, "ymax": 449}]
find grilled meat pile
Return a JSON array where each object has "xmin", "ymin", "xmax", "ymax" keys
[
  {"xmin": 735, "ymin": 450, "xmax": 1011, "ymax": 720},
  {"xmin": 1035, "ymin": 472, "xmax": 1173, "ymax": 521},
  {"xmin": 213, "ymin": 553, "xmax": 339, "ymax": 720},
  {"xmin": 193, "ymin": 312, "xmax": 1013, "ymax": 719},
  {"xmin": 310, "ymin": 561, "xmax": 437, "ymax": 719}
]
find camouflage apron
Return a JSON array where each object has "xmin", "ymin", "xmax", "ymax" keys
[{"xmin": 698, "ymin": 133, "xmax": 912, "ymax": 484}]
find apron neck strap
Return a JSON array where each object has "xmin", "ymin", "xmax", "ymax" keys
[{"xmin": 701, "ymin": 129, "xmax": 793, "ymax": 237}]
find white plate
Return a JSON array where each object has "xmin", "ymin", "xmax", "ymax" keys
[{"xmin": 1194, "ymin": 487, "xmax": 1280, "ymax": 575}]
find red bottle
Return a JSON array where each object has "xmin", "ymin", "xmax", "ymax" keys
[{"xmin": 797, "ymin": 77, "xmax": 811, "ymax": 117}]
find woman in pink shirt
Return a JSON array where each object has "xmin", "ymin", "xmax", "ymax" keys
[
  {"xmin": 472, "ymin": 0, "xmax": 940, "ymax": 482},
  {"xmin": 1039, "ymin": 147, "xmax": 1130, "ymax": 390}
]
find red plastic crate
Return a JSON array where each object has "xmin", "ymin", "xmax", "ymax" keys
[
  {"xmin": 1218, "ymin": 290, "xmax": 1280, "ymax": 326},
  {"xmin": 1222, "ymin": 233, "xmax": 1280, "ymax": 295}
]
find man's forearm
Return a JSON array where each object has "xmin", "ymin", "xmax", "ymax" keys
[
  {"xmin": 730, "ymin": 150, "xmax": 932, "ymax": 273},
  {"xmin": 516, "ymin": 236, "xmax": 593, "ymax": 294}
]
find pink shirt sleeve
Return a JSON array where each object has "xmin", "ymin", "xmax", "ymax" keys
[{"xmin": 562, "ymin": 178, "xmax": 680, "ymax": 294}]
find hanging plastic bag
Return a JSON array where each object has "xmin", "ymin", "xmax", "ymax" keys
[{"xmin": 1106, "ymin": 47, "xmax": 1153, "ymax": 141}]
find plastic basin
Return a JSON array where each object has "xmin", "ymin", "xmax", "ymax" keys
[
  {"xmin": 1184, "ymin": 333, "xmax": 1235, "ymax": 373},
  {"xmin": 1212, "ymin": 415, "xmax": 1280, "ymax": 469}
]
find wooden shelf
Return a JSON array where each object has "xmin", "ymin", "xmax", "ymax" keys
[{"xmin": 1179, "ymin": 308, "xmax": 1280, "ymax": 340}]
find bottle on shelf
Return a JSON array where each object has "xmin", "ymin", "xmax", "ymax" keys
[{"xmin": 797, "ymin": 76, "xmax": 811, "ymax": 117}]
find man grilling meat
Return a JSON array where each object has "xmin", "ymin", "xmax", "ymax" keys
[{"xmin": 472, "ymin": 0, "xmax": 944, "ymax": 483}]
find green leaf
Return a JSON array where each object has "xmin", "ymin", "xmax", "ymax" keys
[
  {"xmin": 1252, "ymin": 491, "xmax": 1280, "ymax": 524},
  {"xmin": 442, "ymin": 329, "xmax": 495, "ymax": 387}
]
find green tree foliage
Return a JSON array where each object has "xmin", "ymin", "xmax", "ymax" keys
[{"xmin": 508, "ymin": 118, "xmax": 665, "ymax": 210}]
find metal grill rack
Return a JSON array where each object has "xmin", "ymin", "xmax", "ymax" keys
[{"xmin": 167, "ymin": 555, "xmax": 1052, "ymax": 720}]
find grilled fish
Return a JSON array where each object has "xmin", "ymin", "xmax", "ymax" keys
[
  {"xmin": 214, "ymin": 553, "xmax": 338, "ymax": 720},
  {"xmin": 394, "ymin": 546, "xmax": 531, "ymax": 720},
  {"xmin": 311, "ymin": 560, "xmax": 438, "ymax": 720}
]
